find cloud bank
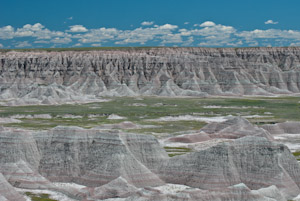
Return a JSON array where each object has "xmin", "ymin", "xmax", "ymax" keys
[{"xmin": 0, "ymin": 21, "xmax": 299, "ymax": 48}]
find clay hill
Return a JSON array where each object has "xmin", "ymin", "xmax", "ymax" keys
[{"xmin": 1, "ymin": 118, "xmax": 300, "ymax": 200}]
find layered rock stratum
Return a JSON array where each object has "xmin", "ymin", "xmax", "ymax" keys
[
  {"xmin": 2, "ymin": 47, "xmax": 300, "ymax": 200},
  {"xmin": 1, "ymin": 119, "xmax": 300, "ymax": 200},
  {"xmin": 1, "ymin": 47, "xmax": 300, "ymax": 105}
]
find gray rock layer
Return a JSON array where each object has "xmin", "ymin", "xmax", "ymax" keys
[
  {"xmin": 0, "ymin": 173, "xmax": 26, "ymax": 201},
  {"xmin": 1, "ymin": 126, "xmax": 300, "ymax": 200},
  {"xmin": 200, "ymin": 116, "xmax": 274, "ymax": 140},
  {"xmin": 261, "ymin": 121, "xmax": 300, "ymax": 134},
  {"xmin": 124, "ymin": 184, "xmax": 285, "ymax": 201},
  {"xmin": 159, "ymin": 137, "xmax": 300, "ymax": 199},
  {"xmin": 4, "ymin": 127, "xmax": 166, "ymax": 188},
  {"xmin": 1, "ymin": 47, "xmax": 300, "ymax": 104}
]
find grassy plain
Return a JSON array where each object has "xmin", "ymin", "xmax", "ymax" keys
[{"xmin": 1, "ymin": 96, "xmax": 300, "ymax": 134}]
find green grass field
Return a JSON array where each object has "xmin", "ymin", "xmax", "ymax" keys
[{"xmin": 1, "ymin": 96, "xmax": 300, "ymax": 134}]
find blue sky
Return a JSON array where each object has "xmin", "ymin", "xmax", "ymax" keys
[{"xmin": 1, "ymin": 0, "xmax": 300, "ymax": 48}]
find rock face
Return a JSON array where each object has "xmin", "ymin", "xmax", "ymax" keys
[
  {"xmin": 0, "ymin": 173, "xmax": 26, "ymax": 201},
  {"xmin": 1, "ymin": 47, "xmax": 300, "ymax": 104},
  {"xmin": 167, "ymin": 117, "xmax": 274, "ymax": 144},
  {"xmin": 262, "ymin": 121, "xmax": 300, "ymax": 134},
  {"xmin": 0, "ymin": 127, "xmax": 167, "ymax": 200},
  {"xmin": 200, "ymin": 116, "xmax": 274, "ymax": 140},
  {"xmin": 159, "ymin": 137, "xmax": 300, "ymax": 199},
  {"xmin": 0, "ymin": 127, "xmax": 166, "ymax": 188},
  {"xmin": 82, "ymin": 176, "xmax": 138, "ymax": 200},
  {"xmin": 124, "ymin": 183, "xmax": 286, "ymax": 201},
  {"xmin": 1, "ymin": 125, "xmax": 300, "ymax": 200}
]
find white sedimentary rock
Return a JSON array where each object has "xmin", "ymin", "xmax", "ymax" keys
[
  {"xmin": 148, "ymin": 115, "xmax": 230, "ymax": 123},
  {"xmin": 0, "ymin": 173, "xmax": 26, "ymax": 201},
  {"xmin": 200, "ymin": 116, "xmax": 274, "ymax": 140},
  {"xmin": 0, "ymin": 123, "xmax": 300, "ymax": 200},
  {"xmin": 262, "ymin": 121, "xmax": 300, "ymax": 135},
  {"xmin": 107, "ymin": 114, "xmax": 126, "ymax": 120},
  {"xmin": 159, "ymin": 136, "xmax": 300, "ymax": 200},
  {"xmin": 2, "ymin": 47, "xmax": 300, "ymax": 105}
]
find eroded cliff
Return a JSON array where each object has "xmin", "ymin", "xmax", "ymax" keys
[{"xmin": 1, "ymin": 47, "xmax": 300, "ymax": 105}]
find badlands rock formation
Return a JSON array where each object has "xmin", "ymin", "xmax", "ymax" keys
[
  {"xmin": 200, "ymin": 116, "xmax": 274, "ymax": 140},
  {"xmin": 160, "ymin": 136, "xmax": 300, "ymax": 199},
  {"xmin": 1, "ymin": 47, "xmax": 300, "ymax": 104},
  {"xmin": 0, "ymin": 121, "xmax": 300, "ymax": 200},
  {"xmin": 167, "ymin": 116, "xmax": 274, "ymax": 144},
  {"xmin": 261, "ymin": 121, "xmax": 300, "ymax": 152},
  {"xmin": 262, "ymin": 121, "xmax": 300, "ymax": 134}
]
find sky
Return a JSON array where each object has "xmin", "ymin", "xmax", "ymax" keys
[{"xmin": 1, "ymin": 0, "xmax": 300, "ymax": 49}]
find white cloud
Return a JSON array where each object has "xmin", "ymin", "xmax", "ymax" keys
[
  {"xmin": 192, "ymin": 23, "xmax": 237, "ymax": 47},
  {"xmin": 73, "ymin": 43, "xmax": 82, "ymax": 47},
  {"xmin": 51, "ymin": 37, "xmax": 72, "ymax": 44},
  {"xmin": 290, "ymin": 42, "xmax": 300, "ymax": 47},
  {"xmin": 15, "ymin": 23, "xmax": 44, "ymax": 37},
  {"xmin": 68, "ymin": 16, "xmax": 73, "ymax": 20},
  {"xmin": 236, "ymin": 29, "xmax": 300, "ymax": 40},
  {"xmin": 141, "ymin": 21, "xmax": 154, "ymax": 26},
  {"xmin": 182, "ymin": 36, "xmax": 194, "ymax": 46},
  {"xmin": 265, "ymin": 20, "xmax": 278, "ymax": 25},
  {"xmin": 12, "ymin": 23, "xmax": 70, "ymax": 40},
  {"xmin": 78, "ymin": 27, "xmax": 118, "ymax": 43},
  {"xmin": 0, "ymin": 43, "xmax": 3, "ymax": 48},
  {"xmin": 68, "ymin": 25, "xmax": 88, "ymax": 32},
  {"xmin": 2, "ymin": 21, "xmax": 300, "ymax": 48},
  {"xmin": 91, "ymin": 43, "xmax": 101, "ymax": 47},
  {"xmin": 159, "ymin": 24, "xmax": 178, "ymax": 30},
  {"xmin": 179, "ymin": 29, "xmax": 191, "ymax": 36},
  {"xmin": 184, "ymin": 22, "xmax": 189, "ymax": 25},
  {"xmin": 200, "ymin": 21, "xmax": 216, "ymax": 27},
  {"xmin": 0, "ymin": 25, "xmax": 14, "ymax": 39},
  {"xmin": 115, "ymin": 25, "xmax": 178, "ymax": 45},
  {"xmin": 15, "ymin": 41, "xmax": 31, "ymax": 48},
  {"xmin": 248, "ymin": 41, "xmax": 259, "ymax": 47},
  {"xmin": 34, "ymin": 40, "xmax": 50, "ymax": 44},
  {"xmin": 23, "ymin": 23, "xmax": 44, "ymax": 31},
  {"xmin": 191, "ymin": 24, "xmax": 236, "ymax": 37},
  {"xmin": 160, "ymin": 33, "xmax": 183, "ymax": 44},
  {"xmin": 198, "ymin": 39, "xmax": 241, "ymax": 47}
]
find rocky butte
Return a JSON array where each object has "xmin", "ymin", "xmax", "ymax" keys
[{"xmin": 1, "ymin": 47, "xmax": 300, "ymax": 201}]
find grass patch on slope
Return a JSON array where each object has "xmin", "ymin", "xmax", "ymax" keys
[
  {"xmin": 293, "ymin": 151, "xmax": 300, "ymax": 161},
  {"xmin": 164, "ymin": 146, "xmax": 193, "ymax": 157},
  {"xmin": 25, "ymin": 192, "xmax": 57, "ymax": 201}
]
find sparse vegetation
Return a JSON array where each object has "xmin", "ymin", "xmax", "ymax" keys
[
  {"xmin": 292, "ymin": 152, "xmax": 300, "ymax": 161},
  {"xmin": 1, "ymin": 96, "xmax": 300, "ymax": 133},
  {"xmin": 164, "ymin": 146, "xmax": 192, "ymax": 157},
  {"xmin": 164, "ymin": 146, "xmax": 192, "ymax": 151},
  {"xmin": 168, "ymin": 153, "xmax": 187, "ymax": 157},
  {"xmin": 24, "ymin": 192, "xmax": 58, "ymax": 201}
]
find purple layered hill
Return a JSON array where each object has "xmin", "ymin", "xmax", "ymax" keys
[
  {"xmin": 167, "ymin": 116, "xmax": 274, "ymax": 144},
  {"xmin": 0, "ymin": 123, "xmax": 300, "ymax": 200}
]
